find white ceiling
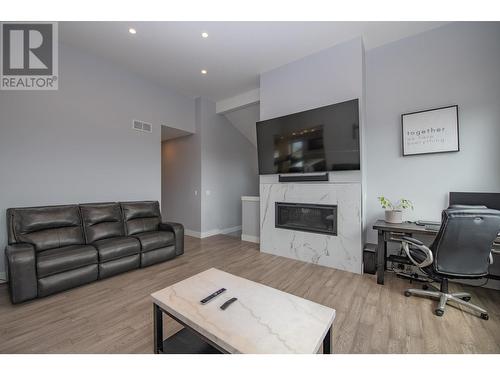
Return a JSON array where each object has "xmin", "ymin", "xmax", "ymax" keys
[{"xmin": 60, "ymin": 21, "xmax": 448, "ymax": 102}]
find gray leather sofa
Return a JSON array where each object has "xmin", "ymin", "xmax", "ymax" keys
[{"xmin": 5, "ymin": 201, "xmax": 184, "ymax": 304}]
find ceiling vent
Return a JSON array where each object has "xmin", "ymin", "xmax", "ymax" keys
[{"xmin": 132, "ymin": 119, "xmax": 153, "ymax": 133}]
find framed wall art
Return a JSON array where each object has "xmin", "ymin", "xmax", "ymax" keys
[{"xmin": 401, "ymin": 105, "xmax": 459, "ymax": 156}]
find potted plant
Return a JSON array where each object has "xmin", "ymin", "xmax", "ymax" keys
[{"xmin": 378, "ymin": 196, "xmax": 413, "ymax": 224}]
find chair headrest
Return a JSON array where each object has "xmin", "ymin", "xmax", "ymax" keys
[{"xmin": 448, "ymin": 204, "xmax": 488, "ymax": 210}]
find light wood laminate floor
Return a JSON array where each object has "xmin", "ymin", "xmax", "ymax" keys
[{"xmin": 1, "ymin": 234, "xmax": 499, "ymax": 353}]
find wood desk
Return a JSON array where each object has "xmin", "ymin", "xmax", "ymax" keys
[
  {"xmin": 372, "ymin": 220, "xmax": 500, "ymax": 285},
  {"xmin": 373, "ymin": 220, "xmax": 438, "ymax": 285}
]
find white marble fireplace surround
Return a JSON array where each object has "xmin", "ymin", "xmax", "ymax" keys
[{"xmin": 259, "ymin": 173, "xmax": 362, "ymax": 274}]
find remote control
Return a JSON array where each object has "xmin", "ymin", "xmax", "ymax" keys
[
  {"xmin": 200, "ymin": 288, "xmax": 226, "ymax": 304},
  {"xmin": 220, "ymin": 297, "xmax": 238, "ymax": 310}
]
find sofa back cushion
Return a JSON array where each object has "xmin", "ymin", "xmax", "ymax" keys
[
  {"xmin": 120, "ymin": 201, "xmax": 161, "ymax": 235},
  {"xmin": 8, "ymin": 205, "xmax": 84, "ymax": 251},
  {"xmin": 80, "ymin": 203, "xmax": 124, "ymax": 243}
]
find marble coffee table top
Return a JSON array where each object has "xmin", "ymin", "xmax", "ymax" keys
[{"xmin": 151, "ymin": 268, "xmax": 336, "ymax": 354}]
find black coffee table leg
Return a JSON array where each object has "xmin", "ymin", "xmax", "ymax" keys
[
  {"xmin": 323, "ymin": 326, "xmax": 332, "ymax": 354},
  {"xmin": 154, "ymin": 303, "xmax": 163, "ymax": 354}
]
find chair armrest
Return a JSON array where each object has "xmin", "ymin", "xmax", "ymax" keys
[
  {"xmin": 5, "ymin": 243, "xmax": 38, "ymax": 303},
  {"xmin": 401, "ymin": 236, "xmax": 424, "ymax": 246},
  {"xmin": 401, "ymin": 237, "xmax": 434, "ymax": 268},
  {"xmin": 159, "ymin": 222, "xmax": 184, "ymax": 256}
]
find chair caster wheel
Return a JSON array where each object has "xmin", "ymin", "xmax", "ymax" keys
[
  {"xmin": 404, "ymin": 291, "xmax": 411, "ymax": 297},
  {"xmin": 481, "ymin": 313, "xmax": 489, "ymax": 320},
  {"xmin": 435, "ymin": 309, "xmax": 444, "ymax": 317},
  {"xmin": 461, "ymin": 296, "xmax": 471, "ymax": 302},
  {"xmin": 422, "ymin": 284, "xmax": 429, "ymax": 290}
]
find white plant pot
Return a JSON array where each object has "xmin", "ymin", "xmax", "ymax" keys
[{"xmin": 385, "ymin": 210, "xmax": 403, "ymax": 224}]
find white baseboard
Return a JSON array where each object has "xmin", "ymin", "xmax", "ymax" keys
[
  {"xmin": 185, "ymin": 229, "xmax": 218, "ymax": 238},
  {"xmin": 241, "ymin": 234, "xmax": 260, "ymax": 243},
  {"xmin": 185, "ymin": 226, "xmax": 242, "ymax": 239},
  {"xmin": 220, "ymin": 225, "xmax": 242, "ymax": 235},
  {"xmin": 200, "ymin": 229, "xmax": 220, "ymax": 238},
  {"xmin": 184, "ymin": 229, "xmax": 202, "ymax": 238}
]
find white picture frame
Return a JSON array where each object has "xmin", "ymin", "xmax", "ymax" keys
[{"xmin": 402, "ymin": 105, "xmax": 459, "ymax": 156}]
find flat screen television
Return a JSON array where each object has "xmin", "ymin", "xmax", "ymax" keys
[{"xmin": 256, "ymin": 99, "xmax": 360, "ymax": 175}]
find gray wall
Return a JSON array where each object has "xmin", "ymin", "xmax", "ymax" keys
[
  {"xmin": 161, "ymin": 97, "xmax": 259, "ymax": 235},
  {"xmin": 260, "ymin": 37, "xmax": 364, "ymax": 121},
  {"xmin": 365, "ymin": 22, "xmax": 500, "ymax": 243},
  {"xmin": 161, "ymin": 132, "xmax": 201, "ymax": 232},
  {"xmin": 161, "ymin": 97, "xmax": 202, "ymax": 232},
  {"xmin": 0, "ymin": 42, "xmax": 195, "ymax": 275},
  {"xmin": 199, "ymin": 97, "xmax": 259, "ymax": 233},
  {"xmin": 222, "ymin": 102, "xmax": 260, "ymax": 147}
]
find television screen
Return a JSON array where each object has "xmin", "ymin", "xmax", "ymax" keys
[{"xmin": 256, "ymin": 99, "xmax": 360, "ymax": 174}]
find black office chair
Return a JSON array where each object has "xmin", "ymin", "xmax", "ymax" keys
[{"xmin": 401, "ymin": 206, "xmax": 500, "ymax": 320}]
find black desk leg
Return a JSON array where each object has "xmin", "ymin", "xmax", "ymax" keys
[
  {"xmin": 376, "ymin": 230, "xmax": 386, "ymax": 285},
  {"xmin": 323, "ymin": 327, "xmax": 332, "ymax": 354},
  {"xmin": 153, "ymin": 303, "xmax": 163, "ymax": 354}
]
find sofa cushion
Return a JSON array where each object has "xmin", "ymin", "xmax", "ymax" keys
[
  {"xmin": 37, "ymin": 245, "xmax": 98, "ymax": 278},
  {"xmin": 80, "ymin": 203, "xmax": 124, "ymax": 243},
  {"xmin": 9, "ymin": 205, "xmax": 84, "ymax": 251},
  {"xmin": 140, "ymin": 246, "xmax": 176, "ymax": 267},
  {"xmin": 38, "ymin": 264, "xmax": 98, "ymax": 297},
  {"xmin": 120, "ymin": 201, "xmax": 161, "ymax": 235},
  {"xmin": 133, "ymin": 231, "xmax": 174, "ymax": 252},
  {"xmin": 93, "ymin": 236, "xmax": 140, "ymax": 262},
  {"xmin": 98, "ymin": 254, "xmax": 140, "ymax": 279}
]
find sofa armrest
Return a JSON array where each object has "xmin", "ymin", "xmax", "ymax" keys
[
  {"xmin": 5, "ymin": 243, "xmax": 38, "ymax": 303},
  {"xmin": 159, "ymin": 222, "xmax": 184, "ymax": 256}
]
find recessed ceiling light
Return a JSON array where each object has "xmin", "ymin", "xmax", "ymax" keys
[
  {"xmin": 129, "ymin": 28, "xmax": 137, "ymax": 35},
  {"xmin": 201, "ymin": 69, "xmax": 207, "ymax": 75},
  {"xmin": 201, "ymin": 32, "xmax": 208, "ymax": 38}
]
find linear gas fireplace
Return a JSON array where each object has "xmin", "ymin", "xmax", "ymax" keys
[{"xmin": 275, "ymin": 202, "xmax": 337, "ymax": 235}]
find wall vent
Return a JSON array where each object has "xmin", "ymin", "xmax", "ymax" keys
[
  {"xmin": 132, "ymin": 120, "xmax": 153, "ymax": 133},
  {"xmin": 142, "ymin": 122, "xmax": 152, "ymax": 132}
]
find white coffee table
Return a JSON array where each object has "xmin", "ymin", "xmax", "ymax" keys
[{"xmin": 151, "ymin": 268, "xmax": 336, "ymax": 354}]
